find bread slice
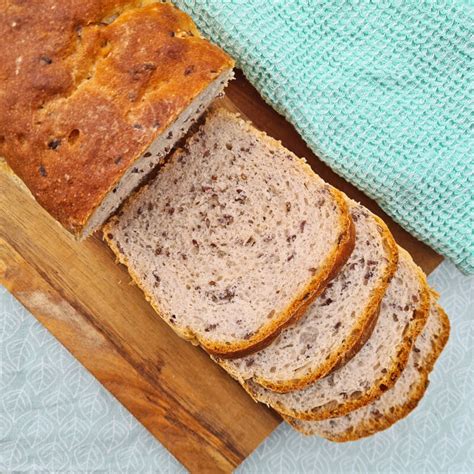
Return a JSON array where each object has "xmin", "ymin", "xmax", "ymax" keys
[
  {"xmin": 216, "ymin": 200, "xmax": 398, "ymax": 391},
  {"xmin": 104, "ymin": 108, "xmax": 354, "ymax": 357},
  {"xmin": 244, "ymin": 248, "xmax": 430, "ymax": 420},
  {"xmin": 0, "ymin": 2, "xmax": 234, "ymax": 237},
  {"xmin": 287, "ymin": 300, "xmax": 450, "ymax": 440}
]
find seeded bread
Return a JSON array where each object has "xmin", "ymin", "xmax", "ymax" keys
[
  {"xmin": 104, "ymin": 108, "xmax": 354, "ymax": 357},
  {"xmin": 216, "ymin": 200, "xmax": 398, "ymax": 392},
  {"xmin": 0, "ymin": 1, "xmax": 234, "ymax": 237},
  {"xmin": 244, "ymin": 248, "xmax": 430, "ymax": 420},
  {"xmin": 287, "ymin": 300, "xmax": 450, "ymax": 440}
]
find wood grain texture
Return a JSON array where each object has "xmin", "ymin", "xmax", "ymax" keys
[
  {"xmin": 0, "ymin": 71, "xmax": 442, "ymax": 473},
  {"xmin": 0, "ymin": 164, "xmax": 280, "ymax": 473}
]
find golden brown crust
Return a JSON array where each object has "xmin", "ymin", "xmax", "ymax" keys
[
  {"xmin": 287, "ymin": 302, "xmax": 450, "ymax": 441},
  {"xmin": 424, "ymin": 304, "xmax": 450, "ymax": 373},
  {"xmin": 328, "ymin": 216, "xmax": 399, "ymax": 371},
  {"xmin": 104, "ymin": 108, "xmax": 355, "ymax": 357},
  {"xmin": 0, "ymin": 1, "xmax": 233, "ymax": 235},
  {"xmin": 245, "ymin": 249, "xmax": 432, "ymax": 420},
  {"xmin": 249, "ymin": 210, "xmax": 399, "ymax": 392}
]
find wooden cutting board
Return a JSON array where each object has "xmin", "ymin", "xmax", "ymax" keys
[{"xmin": 0, "ymin": 72, "xmax": 442, "ymax": 474}]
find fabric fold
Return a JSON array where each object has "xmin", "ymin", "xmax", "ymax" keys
[{"xmin": 175, "ymin": 0, "xmax": 473, "ymax": 273}]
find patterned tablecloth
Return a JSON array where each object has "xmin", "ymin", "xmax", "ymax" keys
[{"xmin": 1, "ymin": 260, "xmax": 473, "ymax": 473}]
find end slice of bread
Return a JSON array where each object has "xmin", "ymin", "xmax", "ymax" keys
[
  {"xmin": 216, "ymin": 200, "xmax": 398, "ymax": 392},
  {"xmin": 244, "ymin": 248, "xmax": 430, "ymax": 420},
  {"xmin": 287, "ymin": 300, "xmax": 450, "ymax": 440},
  {"xmin": 104, "ymin": 108, "xmax": 354, "ymax": 357}
]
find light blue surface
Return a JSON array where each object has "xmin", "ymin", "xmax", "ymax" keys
[
  {"xmin": 1, "ymin": 260, "xmax": 472, "ymax": 473},
  {"xmin": 174, "ymin": 0, "xmax": 474, "ymax": 274}
]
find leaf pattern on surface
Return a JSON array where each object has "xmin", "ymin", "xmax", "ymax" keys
[{"xmin": 0, "ymin": 260, "xmax": 472, "ymax": 473}]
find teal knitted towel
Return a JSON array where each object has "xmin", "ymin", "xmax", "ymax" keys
[{"xmin": 175, "ymin": 0, "xmax": 474, "ymax": 273}]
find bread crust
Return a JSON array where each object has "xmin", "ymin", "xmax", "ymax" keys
[
  {"xmin": 287, "ymin": 303, "xmax": 450, "ymax": 440},
  {"xmin": 242, "ymin": 210, "xmax": 399, "ymax": 392},
  {"xmin": 0, "ymin": 1, "xmax": 233, "ymax": 235},
  {"xmin": 104, "ymin": 108, "xmax": 355, "ymax": 357},
  {"xmin": 243, "ymin": 249, "xmax": 432, "ymax": 420}
]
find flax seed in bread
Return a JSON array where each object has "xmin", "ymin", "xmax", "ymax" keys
[
  {"xmin": 287, "ymin": 300, "xmax": 450, "ymax": 440},
  {"xmin": 217, "ymin": 201, "xmax": 398, "ymax": 391},
  {"xmin": 244, "ymin": 249, "xmax": 430, "ymax": 420},
  {"xmin": 0, "ymin": 1, "xmax": 234, "ymax": 236},
  {"xmin": 104, "ymin": 108, "xmax": 354, "ymax": 357}
]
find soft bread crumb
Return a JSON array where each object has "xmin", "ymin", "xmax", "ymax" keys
[
  {"xmin": 244, "ymin": 249, "xmax": 430, "ymax": 421},
  {"xmin": 218, "ymin": 200, "xmax": 398, "ymax": 392},
  {"xmin": 104, "ymin": 108, "xmax": 354, "ymax": 356},
  {"xmin": 288, "ymin": 301, "xmax": 450, "ymax": 440}
]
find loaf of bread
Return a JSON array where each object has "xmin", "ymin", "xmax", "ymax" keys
[
  {"xmin": 216, "ymin": 200, "xmax": 398, "ymax": 391},
  {"xmin": 104, "ymin": 108, "xmax": 355, "ymax": 357},
  {"xmin": 2, "ymin": 1, "xmax": 450, "ymax": 444},
  {"xmin": 0, "ymin": 1, "xmax": 233, "ymax": 236},
  {"xmin": 102, "ymin": 105, "xmax": 448, "ymax": 439},
  {"xmin": 287, "ymin": 299, "xmax": 450, "ymax": 441},
  {"xmin": 244, "ymin": 249, "xmax": 430, "ymax": 420}
]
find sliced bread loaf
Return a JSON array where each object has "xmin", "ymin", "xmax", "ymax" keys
[
  {"xmin": 0, "ymin": 1, "xmax": 234, "ymax": 237},
  {"xmin": 244, "ymin": 248, "xmax": 430, "ymax": 420},
  {"xmin": 104, "ymin": 108, "xmax": 354, "ymax": 357},
  {"xmin": 287, "ymin": 300, "xmax": 450, "ymax": 440},
  {"xmin": 216, "ymin": 200, "xmax": 398, "ymax": 392}
]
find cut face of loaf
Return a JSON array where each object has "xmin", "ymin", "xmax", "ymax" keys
[
  {"xmin": 82, "ymin": 68, "xmax": 233, "ymax": 237},
  {"xmin": 104, "ymin": 108, "xmax": 354, "ymax": 357},
  {"xmin": 217, "ymin": 201, "xmax": 398, "ymax": 392},
  {"xmin": 82, "ymin": 68, "xmax": 233, "ymax": 236},
  {"xmin": 288, "ymin": 300, "xmax": 450, "ymax": 440},
  {"xmin": 0, "ymin": 1, "xmax": 234, "ymax": 237},
  {"xmin": 244, "ymin": 248, "xmax": 430, "ymax": 420}
]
